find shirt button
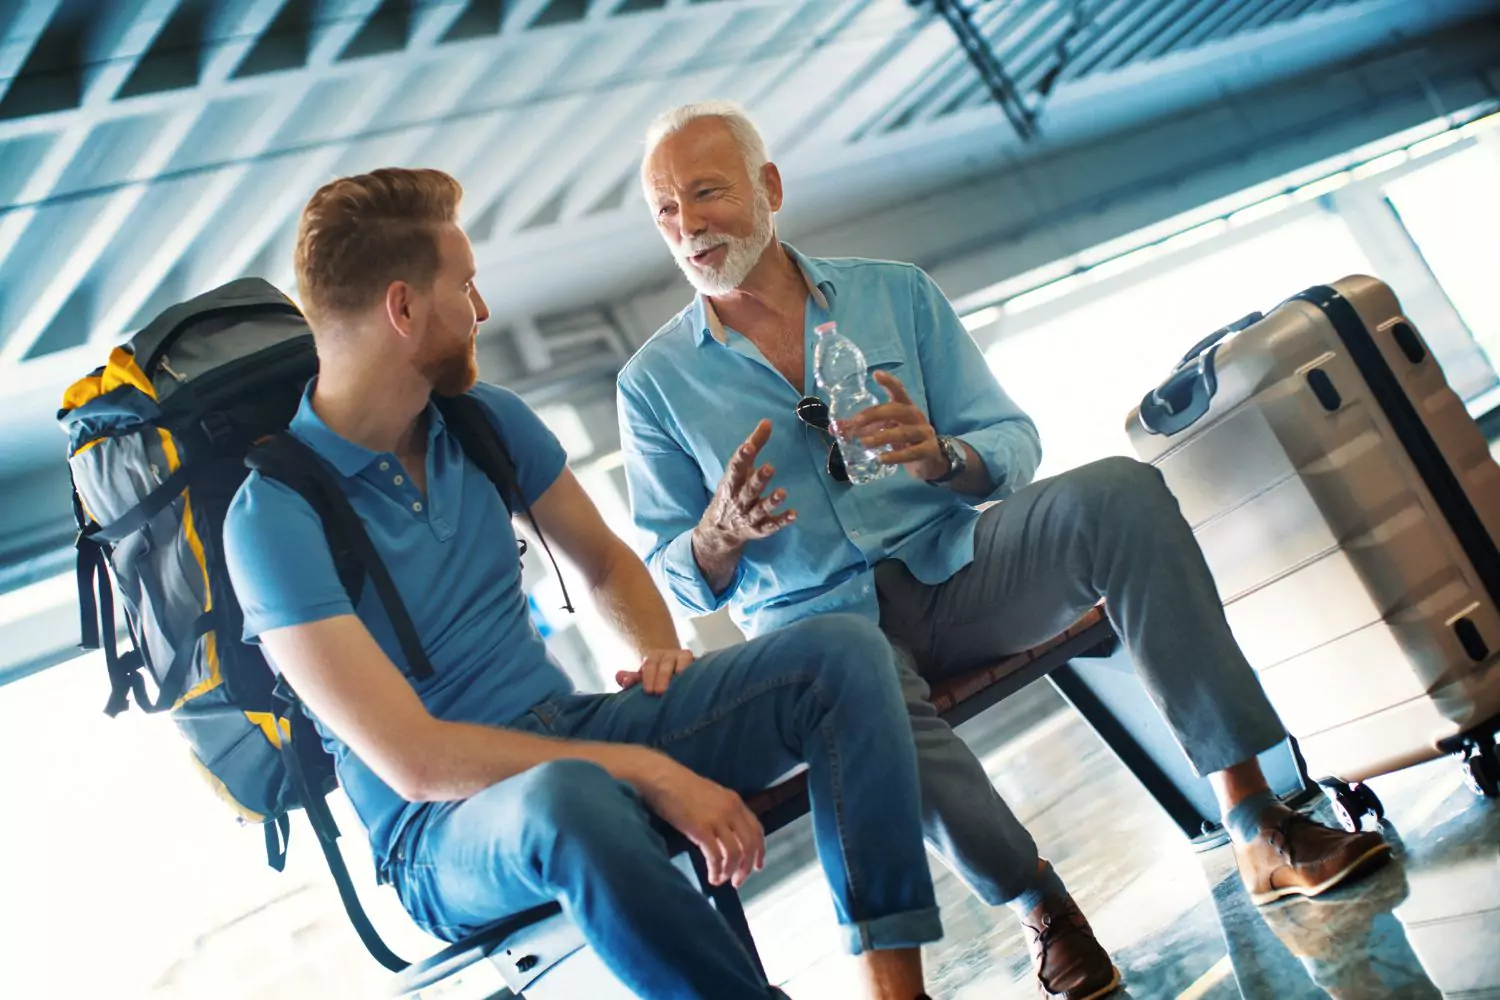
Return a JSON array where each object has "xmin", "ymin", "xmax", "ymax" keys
[
  {"xmin": 851, "ymin": 530, "xmax": 861, "ymax": 539},
  {"xmin": 412, "ymin": 501, "xmax": 423, "ymax": 512},
  {"xmin": 379, "ymin": 461, "xmax": 390, "ymax": 471},
  {"xmin": 394, "ymin": 474, "xmax": 405, "ymax": 486}
]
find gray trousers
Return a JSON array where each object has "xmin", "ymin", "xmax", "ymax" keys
[{"xmin": 875, "ymin": 456, "xmax": 1286, "ymax": 905}]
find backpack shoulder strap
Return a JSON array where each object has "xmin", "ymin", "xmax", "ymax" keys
[
  {"xmin": 434, "ymin": 393, "xmax": 518, "ymax": 515},
  {"xmin": 246, "ymin": 435, "xmax": 434, "ymax": 682},
  {"xmin": 435, "ymin": 393, "xmax": 575, "ymax": 614}
]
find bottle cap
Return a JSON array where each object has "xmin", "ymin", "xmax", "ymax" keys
[{"xmin": 815, "ymin": 321, "xmax": 837, "ymax": 335}]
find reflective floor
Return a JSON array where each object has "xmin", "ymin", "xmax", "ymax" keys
[{"xmin": 743, "ymin": 682, "xmax": 1500, "ymax": 1000}]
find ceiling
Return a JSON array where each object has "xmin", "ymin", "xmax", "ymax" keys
[{"xmin": 0, "ymin": 0, "xmax": 1494, "ymax": 591}]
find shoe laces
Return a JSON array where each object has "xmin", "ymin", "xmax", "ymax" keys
[{"xmin": 1265, "ymin": 810, "xmax": 1320, "ymax": 864}]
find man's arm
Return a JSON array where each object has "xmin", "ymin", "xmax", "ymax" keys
[
  {"xmin": 616, "ymin": 380, "xmax": 792, "ymax": 612},
  {"xmin": 260, "ymin": 614, "xmax": 765, "ymax": 886},
  {"xmin": 260, "ymin": 614, "xmax": 669, "ymax": 801},
  {"xmin": 524, "ymin": 465, "xmax": 698, "ymax": 693},
  {"xmin": 527, "ymin": 466, "xmax": 680, "ymax": 656},
  {"xmin": 847, "ymin": 267, "xmax": 1041, "ymax": 499}
]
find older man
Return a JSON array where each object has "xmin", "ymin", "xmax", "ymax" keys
[{"xmin": 614, "ymin": 102, "xmax": 1393, "ymax": 1000}]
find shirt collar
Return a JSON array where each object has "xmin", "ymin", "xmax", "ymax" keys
[
  {"xmin": 288, "ymin": 379, "xmax": 447, "ymax": 478},
  {"xmin": 692, "ymin": 242, "xmax": 835, "ymax": 346}
]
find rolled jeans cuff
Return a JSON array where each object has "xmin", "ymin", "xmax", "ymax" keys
[{"xmin": 842, "ymin": 906, "xmax": 944, "ymax": 955}]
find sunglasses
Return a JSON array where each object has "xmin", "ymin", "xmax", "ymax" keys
[{"xmin": 794, "ymin": 396, "xmax": 850, "ymax": 484}]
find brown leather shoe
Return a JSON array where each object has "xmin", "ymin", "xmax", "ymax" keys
[
  {"xmin": 1233, "ymin": 804, "xmax": 1392, "ymax": 906},
  {"xmin": 1021, "ymin": 896, "xmax": 1121, "ymax": 1000}
]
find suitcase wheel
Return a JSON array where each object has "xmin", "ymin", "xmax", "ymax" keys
[
  {"xmin": 1322, "ymin": 781, "xmax": 1385, "ymax": 833},
  {"xmin": 1460, "ymin": 744, "xmax": 1500, "ymax": 799}
]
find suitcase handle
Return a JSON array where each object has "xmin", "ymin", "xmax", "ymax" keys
[
  {"xmin": 1178, "ymin": 311, "xmax": 1263, "ymax": 365},
  {"xmin": 1137, "ymin": 311, "xmax": 1265, "ymax": 437},
  {"xmin": 1138, "ymin": 347, "xmax": 1220, "ymax": 436}
]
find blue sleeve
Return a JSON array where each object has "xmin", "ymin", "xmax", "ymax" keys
[
  {"xmin": 468, "ymin": 382, "xmax": 569, "ymax": 506},
  {"xmin": 223, "ymin": 474, "xmax": 354, "ymax": 643},
  {"xmin": 910, "ymin": 267, "xmax": 1041, "ymax": 499},
  {"xmin": 616, "ymin": 372, "xmax": 740, "ymax": 615}
]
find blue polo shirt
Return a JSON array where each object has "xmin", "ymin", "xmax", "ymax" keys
[
  {"xmin": 617, "ymin": 244, "xmax": 1041, "ymax": 639},
  {"xmin": 223, "ymin": 380, "xmax": 573, "ymax": 867}
]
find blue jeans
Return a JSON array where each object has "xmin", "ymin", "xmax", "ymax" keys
[{"xmin": 389, "ymin": 614, "xmax": 941, "ymax": 1000}]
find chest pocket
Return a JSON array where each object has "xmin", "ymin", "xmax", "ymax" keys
[{"xmin": 860, "ymin": 339, "xmax": 928, "ymax": 415}]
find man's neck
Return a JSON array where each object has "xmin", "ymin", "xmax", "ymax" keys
[
  {"xmin": 707, "ymin": 242, "xmax": 806, "ymax": 334},
  {"xmin": 310, "ymin": 348, "xmax": 432, "ymax": 459}
]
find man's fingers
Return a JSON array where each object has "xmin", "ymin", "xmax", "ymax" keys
[
  {"xmin": 734, "ymin": 463, "xmax": 775, "ymax": 509},
  {"xmin": 873, "ymin": 369, "xmax": 913, "ymax": 404},
  {"xmin": 880, "ymin": 445, "xmax": 931, "ymax": 465},
  {"xmin": 645, "ymin": 657, "xmax": 675, "ymax": 696},
  {"xmin": 849, "ymin": 402, "xmax": 920, "ymax": 430},
  {"xmin": 860, "ymin": 425, "xmax": 928, "ymax": 449},
  {"xmin": 616, "ymin": 669, "xmax": 642, "ymax": 689},
  {"xmin": 726, "ymin": 421, "xmax": 773, "ymax": 483},
  {"xmin": 702, "ymin": 827, "xmax": 732, "ymax": 886},
  {"xmin": 749, "ymin": 488, "xmax": 787, "ymax": 522}
]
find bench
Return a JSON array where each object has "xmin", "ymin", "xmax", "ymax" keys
[{"xmin": 386, "ymin": 606, "xmax": 1118, "ymax": 996}]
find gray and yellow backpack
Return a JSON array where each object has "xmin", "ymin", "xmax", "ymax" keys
[{"xmin": 59, "ymin": 278, "xmax": 570, "ymax": 970}]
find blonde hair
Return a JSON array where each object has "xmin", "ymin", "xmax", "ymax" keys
[{"xmin": 294, "ymin": 167, "xmax": 463, "ymax": 326}]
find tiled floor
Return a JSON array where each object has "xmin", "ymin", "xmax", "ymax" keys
[{"xmin": 742, "ymin": 681, "xmax": 1500, "ymax": 999}]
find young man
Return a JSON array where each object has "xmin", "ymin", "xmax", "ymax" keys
[
  {"xmin": 223, "ymin": 167, "xmax": 945, "ymax": 1000},
  {"xmin": 615, "ymin": 102, "xmax": 1394, "ymax": 1000}
]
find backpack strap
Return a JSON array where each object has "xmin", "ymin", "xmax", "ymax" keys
[
  {"xmin": 246, "ymin": 435, "xmax": 435, "ymax": 682},
  {"xmin": 273, "ymin": 678, "xmax": 409, "ymax": 973},
  {"xmin": 436, "ymin": 393, "xmax": 575, "ymax": 614}
]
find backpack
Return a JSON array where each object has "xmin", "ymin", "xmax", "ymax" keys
[{"xmin": 59, "ymin": 278, "xmax": 572, "ymax": 971}]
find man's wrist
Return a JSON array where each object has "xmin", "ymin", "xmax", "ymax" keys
[
  {"xmin": 925, "ymin": 435, "xmax": 967, "ymax": 485},
  {"xmin": 614, "ymin": 745, "xmax": 677, "ymax": 795}
]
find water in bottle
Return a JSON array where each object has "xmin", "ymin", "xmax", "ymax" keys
[{"xmin": 813, "ymin": 321, "xmax": 897, "ymax": 485}]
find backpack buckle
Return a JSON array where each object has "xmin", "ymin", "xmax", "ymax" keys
[{"xmin": 200, "ymin": 411, "xmax": 233, "ymax": 445}]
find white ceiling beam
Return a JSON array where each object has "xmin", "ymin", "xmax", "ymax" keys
[
  {"xmin": 0, "ymin": 0, "xmax": 803, "ymax": 144},
  {"xmin": 191, "ymin": 0, "xmax": 477, "ymax": 294},
  {"xmin": 0, "ymin": 0, "xmax": 68, "ymax": 104},
  {"xmin": 451, "ymin": 20, "xmax": 667, "ymax": 241},
  {"xmin": 761, "ymin": 5, "xmax": 945, "ymax": 158},
  {"xmin": 554, "ymin": 2, "xmax": 819, "ymax": 224},
  {"xmin": 0, "ymin": 0, "xmax": 193, "ymax": 367},
  {"xmin": 0, "ymin": 0, "xmax": 189, "ymax": 273},
  {"xmin": 0, "ymin": 0, "xmax": 295, "ymax": 369},
  {"xmin": 499, "ymin": 7, "xmax": 770, "ymax": 235}
]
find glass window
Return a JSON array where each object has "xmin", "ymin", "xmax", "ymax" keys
[
  {"xmin": 1384, "ymin": 143, "xmax": 1500, "ymax": 387},
  {"xmin": 984, "ymin": 211, "xmax": 1374, "ymax": 478}
]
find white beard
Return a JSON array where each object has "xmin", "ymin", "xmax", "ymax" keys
[{"xmin": 673, "ymin": 184, "xmax": 775, "ymax": 297}]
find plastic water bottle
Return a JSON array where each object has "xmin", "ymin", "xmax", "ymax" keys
[{"xmin": 813, "ymin": 321, "xmax": 897, "ymax": 485}]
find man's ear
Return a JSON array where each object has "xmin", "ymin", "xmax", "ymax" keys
[
  {"xmin": 384, "ymin": 281, "xmax": 416, "ymax": 339},
  {"xmin": 762, "ymin": 161, "xmax": 784, "ymax": 213}
]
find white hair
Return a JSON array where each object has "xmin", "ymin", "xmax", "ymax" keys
[{"xmin": 641, "ymin": 101, "xmax": 770, "ymax": 194}]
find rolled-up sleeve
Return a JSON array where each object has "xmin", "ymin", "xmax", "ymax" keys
[
  {"xmin": 616, "ymin": 375, "xmax": 740, "ymax": 614},
  {"xmin": 911, "ymin": 267, "xmax": 1041, "ymax": 499}
]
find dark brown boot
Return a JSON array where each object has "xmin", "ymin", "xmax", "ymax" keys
[{"xmin": 1021, "ymin": 896, "xmax": 1121, "ymax": 1000}]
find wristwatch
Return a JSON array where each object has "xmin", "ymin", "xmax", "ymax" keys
[{"xmin": 926, "ymin": 435, "xmax": 967, "ymax": 485}]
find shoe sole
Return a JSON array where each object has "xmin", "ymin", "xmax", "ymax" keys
[
  {"xmin": 1042, "ymin": 965, "xmax": 1123, "ymax": 1000},
  {"xmin": 1249, "ymin": 841, "xmax": 1393, "ymax": 906}
]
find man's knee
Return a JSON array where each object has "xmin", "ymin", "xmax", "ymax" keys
[
  {"xmin": 782, "ymin": 613, "xmax": 895, "ymax": 684},
  {"xmin": 509, "ymin": 760, "xmax": 644, "ymax": 859},
  {"xmin": 1057, "ymin": 455, "xmax": 1176, "ymax": 523}
]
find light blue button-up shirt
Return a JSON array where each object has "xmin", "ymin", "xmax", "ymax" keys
[{"xmin": 617, "ymin": 245, "xmax": 1041, "ymax": 638}]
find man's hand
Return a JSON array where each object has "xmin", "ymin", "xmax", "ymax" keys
[
  {"xmin": 629, "ymin": 754, "xmax": 766, "ymax": 888},
  {"xmin": 615, "ymin": 648, "xmax": 695, "ymax": 695},
  {"xmin": 841, "ymin": 371, "xmax": 948, "ymax": 481},
  {"xmin": 691, "ymin": 420, "xmax": 796, "ymax": 593}
]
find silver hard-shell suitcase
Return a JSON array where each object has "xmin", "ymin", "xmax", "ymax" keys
[{"xmin": 1127, "ymin": 275, "xmax": 1500, "ymax": 829}]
